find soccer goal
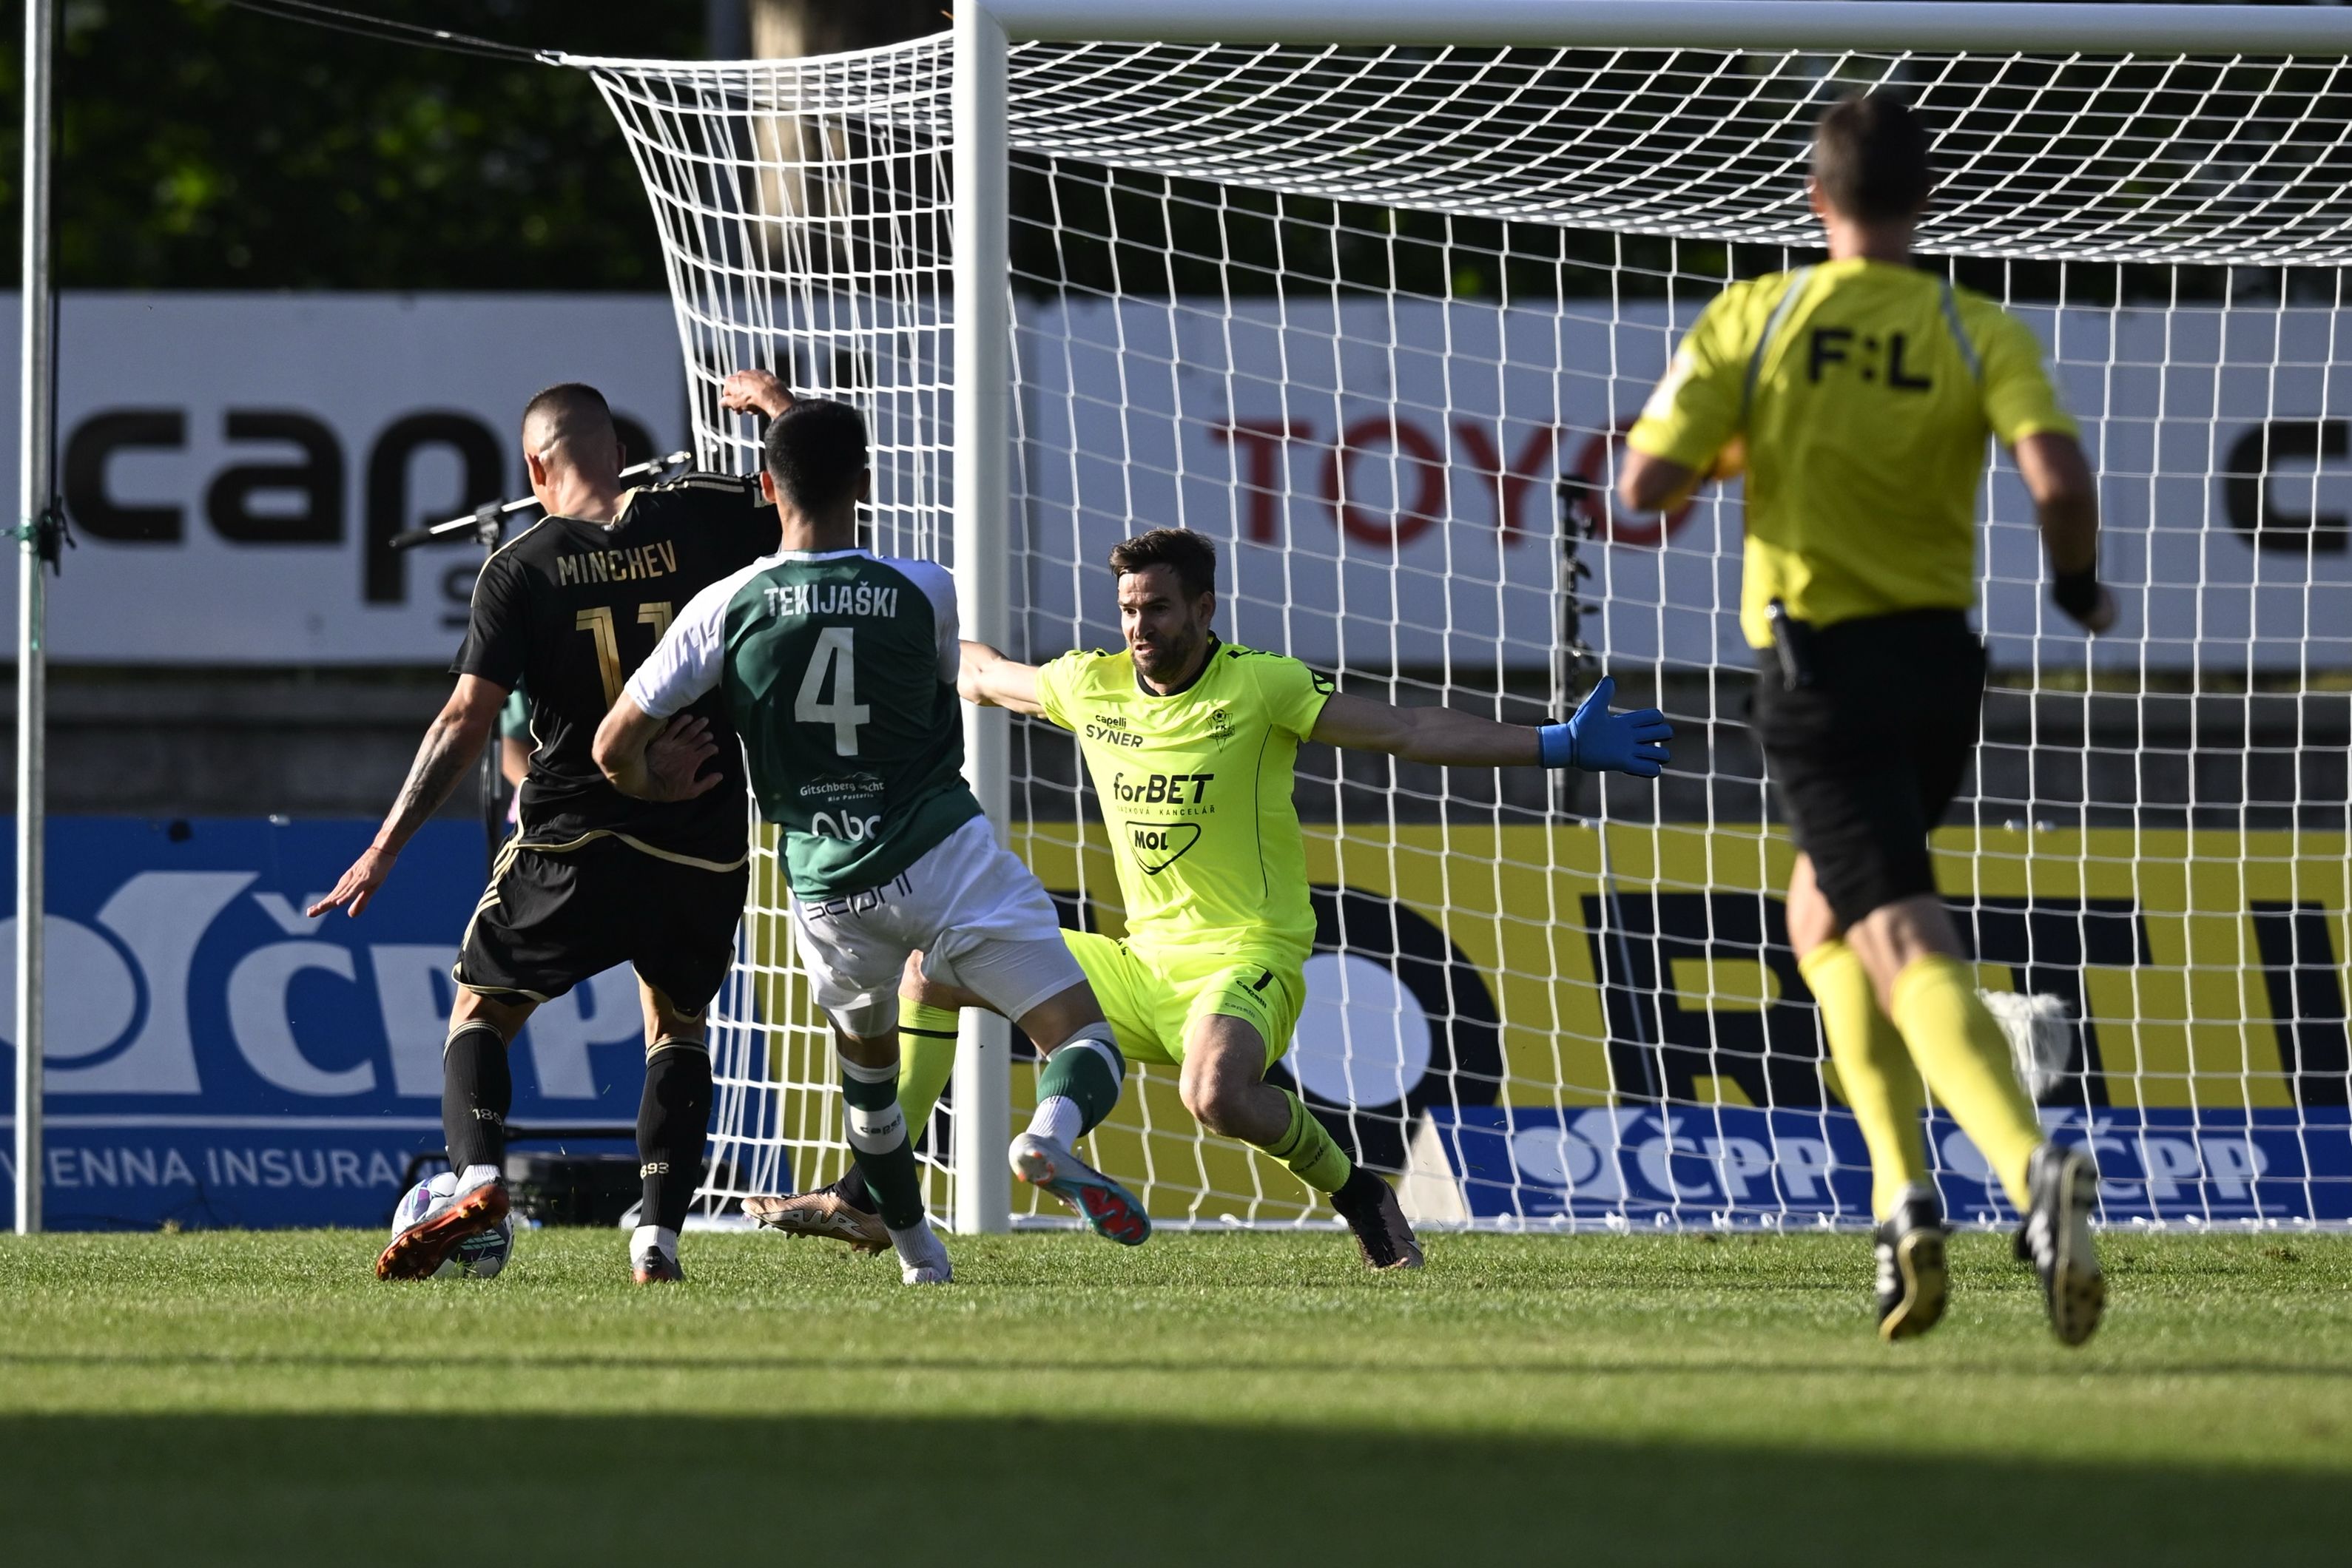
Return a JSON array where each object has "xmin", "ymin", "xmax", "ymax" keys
[{"xmin": 573, "ymin": 1, "xmax": 2352, "ymax": 1233}]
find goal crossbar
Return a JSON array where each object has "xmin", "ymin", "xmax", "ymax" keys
[{"xmin": 564, "ymin": 4, "xmax": 2352, "ymax": 64}]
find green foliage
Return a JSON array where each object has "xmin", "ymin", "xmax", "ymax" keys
[
  {"xmin": 1, "ymin": 1229, "xmax": 2348, "ymax": 1562},
  {"xmin": 6, "ymin": 0, "xmax": 707, "ymax": 288}
]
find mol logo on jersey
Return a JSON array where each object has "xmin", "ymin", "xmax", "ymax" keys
[{"xmin": 1126, "ymin": 820, "xmax": 1202, "ymax": 874}]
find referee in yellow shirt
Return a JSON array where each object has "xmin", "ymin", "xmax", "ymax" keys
[{"xmin": 1618, "ymin": 94, "xmax": 2114, "ymax": 1346}]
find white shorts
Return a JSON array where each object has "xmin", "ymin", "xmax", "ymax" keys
[{"xmin": 788, "ymin": 814, "xmax": 1082, "ymax": 1038}]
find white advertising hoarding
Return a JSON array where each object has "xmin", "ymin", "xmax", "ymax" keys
[
  {"xmin": 0, "ymin": 293, "xmax": 687, "ymax": 664},
  {"xmin": 1019, "ymin": 297, "xmax": 2352, "ymax": 672},
  {"xmin": 0, "ymin": 292, "xmax": 2343, "ymax": 670}
]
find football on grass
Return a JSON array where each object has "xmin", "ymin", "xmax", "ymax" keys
[{"xmin": 391, "ymin": 1173, "xmax": 513, "ymax": 1279}]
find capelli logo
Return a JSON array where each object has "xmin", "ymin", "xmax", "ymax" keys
[{"xmin": 62, "ymin": 405, "xmax": 662, "ymax": 624}]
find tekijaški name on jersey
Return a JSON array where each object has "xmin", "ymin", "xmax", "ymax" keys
[
  {"xmin": 451, "ymin": 470, "xmax": 776, "ymax": 867},
  {"xmin": 625, "ymin": 547, "xmax": 981, "ymax": 900},
  {"xmin": 1035, "ymin": 638, "xmax": 1332, "ymax": 963},
  {"xmin": 1626, "ymin": 257, "xmax": 2077, "ymax": 648}
]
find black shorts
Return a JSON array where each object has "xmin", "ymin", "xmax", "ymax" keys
[
  {"xmin": 1750, "ymin": 609, "xmax": 1987, "ymax": 930},
  {"xmin": 454, "ymin": 834, "xmax": 750, "ymax": 1015}
]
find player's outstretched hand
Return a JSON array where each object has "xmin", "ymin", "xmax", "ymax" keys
[
  {"xmin": 720, "ymin": 369, "xmax": 793, "ymax": 419},
  {"xmin": 642, "ymin": 714, "xmax": 723, "ymax": 802},
  {"xmin": 1562, "ymin": 676, "xmax": 1674, "ymax": 779},
  {"xmin": 308, "ymin": 847, "xmax": 396, "ymax": 920},
  {"xmin": 2062, "ymin": 584, "xmax": 2118, "ymax": 636}
]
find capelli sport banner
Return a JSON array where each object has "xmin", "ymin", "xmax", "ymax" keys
[{"xmin": 1014, "ymin": 822, "xmax": 2352, "ymax": 1226}]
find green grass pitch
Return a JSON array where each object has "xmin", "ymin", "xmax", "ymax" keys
[{"xmin": 2, "ymin": 1228, "xmax": 2348, "ymax": 1564}]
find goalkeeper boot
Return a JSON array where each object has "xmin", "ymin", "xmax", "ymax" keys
[
  {"xmin": 1873, "ymin": 1186, "xmax": 1949, "ymax": 1342},
  {"xmin": 1008, "ymin": 1131, "xmax": 1151, "ymax": 1246},
  {"xmin": 743, "ymin": 1171, "xmax": 889, "ymax": 1255},
  {"xmin": 1330, "ymin": 1167, "xmax": 1424, "ymax": 1271},
  {"xmin": 2016, "ymin": 1142, "xmax": 2106, "ymax": 1347},
  {"xmin": 377, "ymin": 1163, "xmax": 508, "ymax": 1282}
]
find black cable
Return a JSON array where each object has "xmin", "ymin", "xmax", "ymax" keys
[{"xmin": 216, "ymin": 0, "xmax": 562, "ymax": 65}]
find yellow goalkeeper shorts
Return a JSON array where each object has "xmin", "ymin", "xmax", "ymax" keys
[{"xmin": 1061, "ymin": 930, "xmax": 1304, "ymax": 1072}]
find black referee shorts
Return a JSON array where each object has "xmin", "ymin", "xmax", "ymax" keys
[
  {"xmin": 454, "ymin": 834, "xmax": 749, "ymax": 1016},
  {"xmin": 1750, "ymin": 609, "xmax": 1987, "ymax": 932}
]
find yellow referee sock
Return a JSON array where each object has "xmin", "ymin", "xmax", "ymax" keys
[
  {"xmin": 1888, "ymin": 953, "xmax": 2043, "ymax": 1209},
  {"xmin": 1799, "ymin": 939, "xmax": 1930, "ymax": 1221},
  {"xmin": 894, "ymin": 997, "xmax": 961, "ymax": 1137}
]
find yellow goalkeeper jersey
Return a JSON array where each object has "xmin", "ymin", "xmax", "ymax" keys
[
  {"xmin": 1034, "ymin": 638, "xmax": 1333, "ymax": 963},
  {"xmin": 1627, "ymin": 258, "xmax": 2078, "ymax": 648}
]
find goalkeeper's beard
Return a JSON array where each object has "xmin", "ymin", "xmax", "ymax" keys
[{"xmin": 1130, "ymin": 619, "xmax": 1206, "ymax": 686}]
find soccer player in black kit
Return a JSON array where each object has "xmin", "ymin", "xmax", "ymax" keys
[{"xmin": 312, "ymin": 374, "xmax": 789, "ymax": 1283}]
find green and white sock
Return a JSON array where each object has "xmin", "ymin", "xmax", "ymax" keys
[
  {"xmin": 839, "ymin": 1055, "xmax": 926, "ymax": 1233},
  {"xmin": 1028, "ymin": 1027, "xmax": 1125, "ymax": 1146}
]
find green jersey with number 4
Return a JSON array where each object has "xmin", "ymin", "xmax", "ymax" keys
[{"xmin": 624, "ymin": 547, "xmax": 980, "ymax": 897}]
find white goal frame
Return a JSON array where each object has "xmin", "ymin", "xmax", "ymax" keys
[{"xmin": 917, "ymin": 0, "xmax": 2352, "ymax": 1230}]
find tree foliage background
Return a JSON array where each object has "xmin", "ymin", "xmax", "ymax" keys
[{"xmin": 10, "ymin": 0, "xmax": 708, "ymax": 289}]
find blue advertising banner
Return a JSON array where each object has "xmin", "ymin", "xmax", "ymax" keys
[
  {"xmin": 1426, "ymin": 1104, "xmax": 2352, "ymax": 1226},
  {"xmin": 0, "ymin": 818, "xmax": 655, "ymax": 1229}
]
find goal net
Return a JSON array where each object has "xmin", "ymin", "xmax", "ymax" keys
[{"xmin": 580, "ymin": 16, "xmax": 2352, "ymax": 1231}]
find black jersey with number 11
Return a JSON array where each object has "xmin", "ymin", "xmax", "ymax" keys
[{"xmin": 451, "ymin": 473, "xmax": 778, "ymax": 865}]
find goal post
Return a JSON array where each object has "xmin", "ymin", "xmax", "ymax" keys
[
  {"xmin": 950, "ymin": 1, "xmax": 1014, "ymax": 1233},
  {"xmin": 577, "ymin": 2, "xmax": 2352, "ymax": 1234}
]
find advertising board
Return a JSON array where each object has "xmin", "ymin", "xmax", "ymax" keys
[
  {"xmin": 0, "ymin": 293, "xmax": 2339, "ymax": 672},
  {"xmin": 1020, "ymin": 297, "xmax": 2352, "ymax": 672},
  {"xmin": 0, "ymin": 293, "xmax": 687, "ymax": 664},
  {"xmin": 1014, "ymin": 820, "xmax": 2352, "ymax": 1223},
  {"xmin": 6, "ymin": 814, "xmax": 2346, "ymax": 1227},
  {"xmin": 0, "ymin": 818, "xmax": 656, "ymax": 1229}
]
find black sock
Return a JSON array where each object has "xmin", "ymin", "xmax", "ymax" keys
[
  {"xmin": 829, "ymin": 1166, "xmax": 878, "ymax": 1214},
  {"xmin": 638, "ymin": 1040, "xmax": 713, "ymax": 1232},
  {"xmin": 442, "ymin": 1021, "xmax": 511, "ymax": 1173},
  {"xmin": 1330, "ymin": 1165, "xmax": 1385, "ymax": 1219}
]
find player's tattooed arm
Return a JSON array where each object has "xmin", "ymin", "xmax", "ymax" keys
[
  {"xmin": 593, "ymin": 697, "xmax": 723, "ymax": 802},
  {"xmin": 308, "ymin": 675, "xmax": 506, "ymax": 919},
  {"xmin": 957, "ymin": 640, "xmax": 1045, "ymax": 717}
]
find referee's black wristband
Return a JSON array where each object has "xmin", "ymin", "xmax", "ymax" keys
[{"xmin": 2051, "ymin": 566, "xmax": 2102, "ymax": 620}]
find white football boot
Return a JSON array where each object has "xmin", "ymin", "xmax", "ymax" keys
[{"xmin": 377, "ymin": 1163, "xmax": 508, "ymax": 1281}]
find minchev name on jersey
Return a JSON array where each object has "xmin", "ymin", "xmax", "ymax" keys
[
  {"xmin": 451, "ymin": 473, "xmax": 778, "ymax": 866},
  {"xmin": 1036, "ymin": 638, "xmax": 1332, "ymax": 962},
  {"xmin": 625, "ymin": 547, "xmax": 981, "ymax": 899}
]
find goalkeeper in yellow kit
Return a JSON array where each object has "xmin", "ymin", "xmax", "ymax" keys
[
  {"xmin": 1618, "ymin": 93, "xmax": 2115, "ymax": 1343},
  {"xmin": 753, "ymin": 526, "xmax": 1673, "ymax": 1268}
]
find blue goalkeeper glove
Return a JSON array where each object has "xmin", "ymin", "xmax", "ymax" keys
[{"xmin": 1538, "ymin": 677, "xmax": 1674, "ymax": 778}]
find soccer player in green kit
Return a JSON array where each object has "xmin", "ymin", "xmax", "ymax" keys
[
  {"xmin": 761, "ymin": 526, "xmax": 1675, "ymax": 1269},
  {"xmin": 596, "ymin": 399, "xmax": 1153, "ymax": 1283}
]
